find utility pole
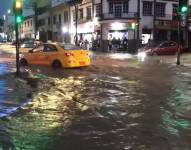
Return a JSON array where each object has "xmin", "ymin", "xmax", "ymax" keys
[
  {"xmin": 75, "ymin": 4, "xmax": 78, "ymax": 46},
  {"xmin": 177, "ymin": 0, "xmax": 188, "ymax": 65},
  {"xmin": 153, "ymin": 0, "xmax": 156, "ymax": 42},
  {"xmin": 33, "ymin": 2, "xmax": 37, "ymax": 39},
  {"xmin": 136, "ymin": 0, "xmax": 140, "ymax": 50},
  {"xmin": 67, "ymin": 0, "xmax": 82, "ymax": 46}
]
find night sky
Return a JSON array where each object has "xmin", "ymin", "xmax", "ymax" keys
[
  {"xmin": 0, "ymin": 0, "xmax": 11, "ymax": 17},
  {"xmin": 0, "ymin": 0, "xmax": 33, "ymax": 18}
]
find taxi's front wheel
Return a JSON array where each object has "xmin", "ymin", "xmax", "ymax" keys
[{"xmin": 52, "ymin": 60, "xmax": 62, "ymax": 69}]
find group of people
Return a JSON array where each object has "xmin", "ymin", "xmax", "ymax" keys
[
  {"xmin": 108, "ymin": 37, "xmax": 128, "ymax": 51},
  {"xmin": 78, "ymin": 39, "xmax": 90, "ymax": 49}
]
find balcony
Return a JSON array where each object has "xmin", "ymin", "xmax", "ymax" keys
[
  {"xmin": 99, "ymin": 12, "xmax": 138, "ymax": 21},
  {"xmin": 77, "ymin": 17, "xmax": 92, "ymax": 24},
  {"xmin": 156, "ymin": 14, "xmax": 173, "ymax": 20}
]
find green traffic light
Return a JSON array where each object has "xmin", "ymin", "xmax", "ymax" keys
[
  {"xmin": 16, "ymin": 16, "xmax": 22, "ymax": 23},
  {"xmin": 131, "ymin": 23, "xmax": 136, "ymax": 30},
  {"xmin": 181, "ymin": 6, "xmax": 188, "ymax": 13}
]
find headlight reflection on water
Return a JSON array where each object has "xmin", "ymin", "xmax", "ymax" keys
[{"xmin": 137, "ymin": 52, "xmax": 146, "ymax": 62}]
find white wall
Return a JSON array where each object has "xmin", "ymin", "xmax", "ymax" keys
[{"xmin": 129, "ymin": 0, "xmax": 138, "ymax": 13}]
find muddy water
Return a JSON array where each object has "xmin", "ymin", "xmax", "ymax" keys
[
  {"xmin": 21, "ymin": 53, "xmax": 191, "ymax": 150},
  {"xmin": 0, "ymin": 51, "xmax": 190, "ymax": 149}
]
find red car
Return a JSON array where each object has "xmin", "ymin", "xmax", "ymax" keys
[{"xmin": 145, "ymin": 41, "xmax": 182, "ymax": 56}]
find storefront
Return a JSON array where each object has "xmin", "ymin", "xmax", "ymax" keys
[{"xmin": 154, "ymin": 20, "xmax": 178, "ymax": 42}]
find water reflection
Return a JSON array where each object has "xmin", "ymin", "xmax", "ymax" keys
[
  {"xmin": 137, "ymin": 52, "xmax": 147, "ymax": 62},
  {"xmin": 0, "ymin": 64, "xmax": 7, "ymax": 117}
]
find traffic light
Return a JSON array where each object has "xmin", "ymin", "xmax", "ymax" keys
[
  {"xmin": 179, "ymin": 0, "xmax": 188, "ymax": 15},
  {"xmin": 13, "ymin": 0, "xmax": 23, "ymax": 24},
  {"xmin": 131, "ymin": 22, "xmax": 136, "ymax": 30}
]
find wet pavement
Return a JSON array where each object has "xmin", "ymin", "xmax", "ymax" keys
[{"xmin": 1, "ymin": 49, "xmax": 191, "ymax": 149}]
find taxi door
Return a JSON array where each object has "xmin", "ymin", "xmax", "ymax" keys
[
  {"xmin": 28, "ymin": 45, "xmax": 44, "ymax": 65},
  {"xmin": 40, "ymin": 44, "xmax": 59, "ymax": 66}
]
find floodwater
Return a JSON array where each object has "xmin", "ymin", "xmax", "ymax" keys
[{"xmin": 1, "ymin": 52, "xmax": 191, "ymax": 149}]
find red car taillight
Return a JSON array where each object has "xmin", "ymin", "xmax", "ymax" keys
[{"xmin": 65, "ymin": 53, "xmax": 74, "ymax": 57}]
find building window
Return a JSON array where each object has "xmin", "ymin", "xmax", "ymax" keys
[
  {"xmin": 73, "ymin": 10, "xmax": 76, "ymax": 22},
  {"xmin": 109, "ymin": 2, "xmax": 113, "ymax": 14},
  {"xmin": 172, "ymin": 4, "xmax": 178, "ymax": 20},
  {"xmin": 27, "ymin": 21, "xmax": 29, "ymax": 27},
  {"xmin": 48, "ymin": 17, "xmax": 51, "ymax": 25},
  {"xmin": 123, "ymin": 1, "xmax": 128, "ymax": 13},
  {"xmin": 31, "ymin": 20, "xmax": 32, "ymax": 26},
  {"xmin": 53, "ymin": 15, "xmax": 57, "ymax": 24},
  {"xmin": 58, "ymin": 14, "xmax": 62, "ymax": 24},
  {"xmin": 79, "ymin": 9, "xmax": 83, "ymax": 19},
  {"xmin": 64, "ymin": 11, "xmax": 69, "ymax": 22},
  {"xmin": 156, "ymin": 2, "xmax": 165, "ymax": 17},
  {"xmin": 38, "ymin": 19, "xmax": 45, "ymax": 27},
  {"xmin": 95, "ymin": 4, "xmax": 101, "ymax": 17},
  {"xmin": 86, "ymin": 7, "xmax": 91, "ymax": 19},
  {"xmin": 143, "ymin": 1, "xmax": 153, "ymax": 16}
]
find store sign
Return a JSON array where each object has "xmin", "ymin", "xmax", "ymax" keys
[{"xmin": 155, "ymin": 20, "xmax": 178, "ymax": 30}]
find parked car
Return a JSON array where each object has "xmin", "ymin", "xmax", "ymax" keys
[
  {"xmin": 144, "ymin": 41, "xmax": 183, "ymax": 56},
  {"xmin": 20, "ymin": 43, "xmax": 91, "ymax": 68}
]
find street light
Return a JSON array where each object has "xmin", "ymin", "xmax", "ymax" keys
[
  {"xmin": 7, "ymin": 9, "xmax": 11, "ymax": 14},
  {"xmin": 62, "ymin": 27, "xmax": 68, "ymax": 33}
]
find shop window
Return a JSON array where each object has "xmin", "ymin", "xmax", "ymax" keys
[
  {"xmin": 156, "ymin": 3, "xmax": 165, "ymax": 17},
  {"xmin": 143, "ymin": 1, "xmax": 153, "ymax": 16}
]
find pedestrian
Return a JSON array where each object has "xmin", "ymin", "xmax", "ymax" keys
[
  {"xmin": 147, "ymin": 39, "xmax": 151, "ymax": 46},
  {"xmin": 117, "ymin": 38, "xmax": 121, "ymax": 49},
  {"xmin": 84, "ymin": 39, "xmax": 89, "ymax": 50},
  {"xmin": 122, "ymin": 37, "xmax": 128, "ymax": 51},
  {"xmin": 108, "ymin": 39, "xmax": 112, "ymax": 51},
  {"xmin": 111, "ymin": 37, "xmax": 117, "ymax": 52}
]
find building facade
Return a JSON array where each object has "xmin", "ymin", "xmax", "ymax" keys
[
  {"xmin": 141, "ymin": 0, "xmax": 178, "ymax": 44},
  {"xmin": 20, "ymin": 16, "xmax": 35, "ymax": 39},
  {"xmin": 51, "ymin": 0, "xmax": 70, "ymax": 42},
  {"xmin": 18, "ymin": 0, "xmax": 179, "ymax": 50}
]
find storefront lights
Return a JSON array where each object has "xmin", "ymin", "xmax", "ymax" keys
[{"xmin": 111, "ymin": 22, "xmax": 123, "ymax": 30}]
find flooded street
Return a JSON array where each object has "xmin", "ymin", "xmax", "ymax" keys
[{"xmin": 1, "ymin": 51, "xmax": 191, "ymax": 149}]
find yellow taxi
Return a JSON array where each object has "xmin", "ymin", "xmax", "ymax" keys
[{"xmin": 19, "ymin": 43, "xmax": 91, "ymax": 68}]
